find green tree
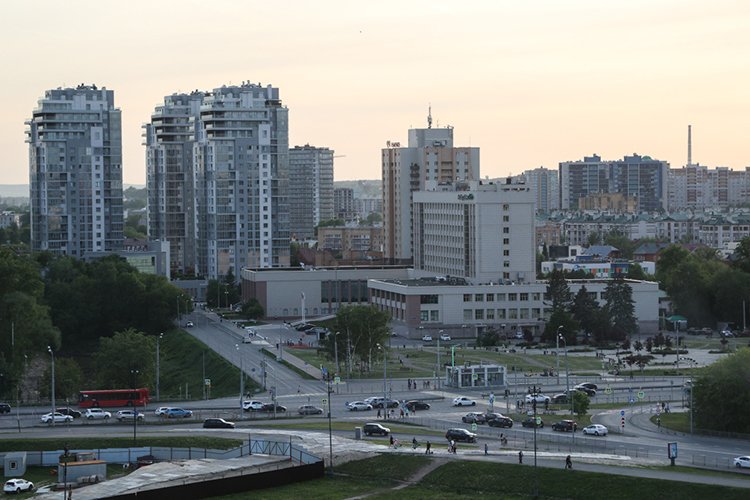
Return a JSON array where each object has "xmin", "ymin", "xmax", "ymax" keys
[
  {"xmin": 290, "ymin": 242, "xmax": 301, "ymax": 267},
  {"xmin": 693, "ymin": 349, "xmax": 750, "ymax": 433},
  {"xmin": 625, "ymin": 263, "xmax": 651, "ymax": 281},
  {"xmin": 360, "ymin": 212, "xmax": 382, "ymax": 225},
  {"xmin": 589, "ymin": 306, "xmax": 612, "ymax": 344},
  {"xmin": 541, "ymin": 308, "xmax": 579, "ymax": 344},
  {"xmin": 570, "ymin": 286, "xmax": 599, "ymax": 334},
  {"xmin": 572, "ymin": 391, "xmax": 590, "ymax": 419},
  {"xmin": 545, "ymin": 268, "xmax": 572, "ymax": 312},
  {"xmin": 603, "ymin": 277, "xmax": 637, "ymax": 340},
  {"xmin": 124, "ymin": 213, "xmax": 147, "ymax": 238},
  {"xmin": 224, "ymin": 268, "xmax": 241, "ymax": 306},
  {"xmin": 93, "ymin": 329, "xmax": 156, "ymax": 390},
  {"xmin": 39, "ymin": 357, "xmax": 84, "ymax": 401},
  {"xmin": 587, "ymin": 232, "xmax": 601, "ymax": 247},
  {"xmin": 709, "ymin": 267, "xmax": 750, "ymax": 327},
  {"xmin": 241, "ymin": 298, "xmax": 265, "ymax": 320},
  {"xmin": 477, "ymin": 327, "xmax": 501, "ymax": 347},
  {"xmin": 604, "ymin": 230, "xmax": 635, "ymax": 259}
]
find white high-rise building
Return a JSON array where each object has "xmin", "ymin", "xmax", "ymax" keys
[
  {"xmin": 382, "ymin": 125, "xmax": 479, "ymax": 265},
  {"xmin": 523, "ymin": 167, "xmax": 559, "ymax": 213},
  {"xmin": 27, "ymin": 85, "xmax": 124, "ymax": 256},
  {"xmin": 289, "ymin": 145, "xmax": 334, "ymax": 239}
]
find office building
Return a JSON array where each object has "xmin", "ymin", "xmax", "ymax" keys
[
  {"xmin": 26, "ymin": 85, "xmax": 123, "ymax": 256},
  {"xmin": 334, "ymin": 188, "xmax": 358, "ymax": 223},
  {"xmin": 382, "ymin": 124, "xmax": 479, "ymax": 265},
  {"xmin": 523, "ymin": 167, "xmax": 559, "ymax": 213},
  {"xmin": 289, "ymin": 145, "xmax": 334, "ymax": 239}
]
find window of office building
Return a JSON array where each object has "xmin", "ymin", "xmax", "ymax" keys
[
  {"xmin": 532, "ymin": 292, "xmax": 541, "ymax": 301},
  {"xmin": 486, "ymin": 294, "xmax": 494, "ymax": 302},
  {"xmin": 520, "ymin": 293, "xmax": 528, "ymax": 301},
  {"xmin": 508, "ymin": 308, "xmax": 518, "ymax": 319},
  {"xmin": 508, "ymin": 293, "xmax": 517, "ymax": 301},
  {"xmin": 421, "ymin": 311, "xmax": 429, "ymax": 321},
  {"xmin": 463, "ymin": 309, "xmax": 472, "ymax": 321},
  {"xmin": 497, "ymin": 309, "xmax": 506, "ymax": 319},
  {"xmin": 532, "ymin": 308, "xmax": 540, "ymax": 319},
  {"xmin": 520, "ymin": 308, "xmax": 529, "ymax": 319},
  {"xmin": 475, "ymin": 309, "xmax": 484, "ymax": 320},
  {"xmin": 430, "ymin": 310, "xmax": 439, "ymax": 321},
  {"xmin": 497, "ymin": 293, "xmax": 506, "ymax": 301},
  {"xmin": 475, "ymin": 294, "xmax": 483, "ymax": 302},
  {"xmin": 463, "ymin": 294, "xmax": 472, "ymax": 302},
  {"xmin": 486, "ymin": 309, "xmax": 495, "ymax": 320}
]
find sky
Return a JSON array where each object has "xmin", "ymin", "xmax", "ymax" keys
[{"xmin": 2, "ymin": 0, "xmax": 750, "ymax": 186}]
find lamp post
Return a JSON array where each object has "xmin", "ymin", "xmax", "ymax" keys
[
  {"xmin": 333, "ymin": 332, "xmax": 340, "ymax": 377},
  {"xmin": 678, "ymin": 356, "xmax": 696, "ymax": 435},
  {"xmin": 157, "ymin": 333, "xmax": 163, "ymax": 402},
  {"xmin": 48, "ymin": 346, "xmax": 55, "ymax": 428},
  {"xmin": 236, "ymin": 344, "xmax": 244, "ymax": 419},
  {"xmin": 377, "ymin": 344, "xmax": 387, "ymax": 418},
  {"xmin": 326, "ymin": 376, "xmax": 334, "ymax": 477},
  {"xmin": 560, "ymin": 334, "xmax": 575, "ymax": 441},
  {"xmin": 224, "ymin": 290, "xmax": 229, "ymax": 311},
  {"xmin": 177, "ymin": 297, "xmax": 180, "ymax": 326},
  {"xmin": 131, "ymin": 369, "xmax": 139, "ymax": 446},
  {"xmin": 437, "ymin": 330, "xmax": 443, "ymax": 389},
  {"xmin": 556, "ymin": 325, "xmax": 563, "ymax": 379}
]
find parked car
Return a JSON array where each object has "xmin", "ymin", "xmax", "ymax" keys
[
  {"xmin": 260, "ymin": 404, "xmax": 287, "ymax": 413},
  {"xmin": 525, "ymin": 393, "xmax": 551, "ymax": 404},
  {"xmin": 403, "ymin": 400, "xmax": 431, "ymax": 411},
  {"xmin": 363, "ymin": 423, "xmax": 390, "ymax": 436},
  {"xmin": 440, "ymin": 333, "xmax": 451, "ymax": 341},
  {"xmin": 154, "ymin": 407, "xmax": 170, "ymax": 416},
  {"xmin": 347, "ymin": 401, "xmax": 373, "ymax": 411},
  {"xmin": 301, "ymin": 324, "xmax": 316, "ymax": 331},
  {"xmin": 551, "ymin": 420, "xmax": 578, "ymax": 432},
  {"xmin": 373, "ymin": 398, "xmax": 399, "ymax": 408},
  {"xmin": 4, "ymin": 479, "xmax": 34, "ymax": 494},
  {"xmin": 445, "ymin": 428, "xmax": 477, "ymax": 443},
  {"xmin": 514, "ymin": 332, "xmax": 525, "ymax": 339},
  {"xmin": 84, "ymin": 408, "xmax": 111, "ymax": 420},
  {"xmin": 582, "ymin": 424, "xmax": 608, "ymax": 436},
  {"xmin": 462, "ymin": 412, "xmax": 486, "ymax": 424},
  {"xmin": 551, "ymin": 394, "xmax": 568, "ymax": 404},
  {"xmin": 166, "ymin": 407, "xmax": 193, "ymax": 418},
  {"xmin": 56, "ymin": 408, "xmax": 82, "ymax": 418},
  {"xmin": 734, "ymin": 456, "xmax": 750, "ymax": 468},
  {"xmin": 422, "ymin": 335, "xmax": 433, "ymax": 342},
  {"xmin": 452, "ymin": 397, "xmax": 477, "ymax": 407},
  {"xmin": 203, "ymin": 418, "xmax": 235, "ymax": 429},
  {"xmin": 298, "ymin": 405, "xmax": 323, "ymax": 415},
  {"xmin": 243, "ymin": 400, "xmax": 266, "ymax": 412},
  {"xmin": 186, "ymin": 321, "xmax": 194, "ymax": 327},
  {"xmin": 41, "ymin": 412, "xmax": 73, "ymax": 424},
  {"xmin": 522, "ymin": 417, "xmax": 544, "ymax": 428},
  {"xmin": 487, "ymin": 416, "xmax": 514, "ymax": 428},
  {"xmin": 0, "ymin": 403, "xmax": 11, "ymax": 414},
  {"xmin": 116, "ymin": 410, "xmax": 144, "ymax": 422}
]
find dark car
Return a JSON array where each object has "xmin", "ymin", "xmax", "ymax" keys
[
  {"xmin": 56, "ymin": 408, "xmax": 82, "ymax": 418},
  {"xmin": 572, "ymin": 386, "xmax": 596, "ymax": 397},
  {"xmin": 295, "ymin": 324, "xmax": 312, "ymax": 331},
  {"xmin": 445, "ymin": 428, "xmax": 477, "ymax": 443},
  {"xmin": 374, "ymin": 398, "xmax": 400, "ymax": 409},
  {"xmin": 0, "ymin": 403, "xmax": 11, "ymax": 414},
  {"xmin": 551, "ymin": 420, "xmax": 577, "ymax": 432},
  {"xmin": 462, "ymin": 412, "xmax": 486, "ymax": 424},
  {"xmin": 403, "ymin": 400, "xmax": 430, "ymax": 411},
  {"xmin": 576, "ymin": 382, "xmax": 598, "ymax": 391},
  {"xmin": 363, "ymin": 423, "xmax": 390, "ymax": 436},
  {"xmin": 551, "ymin": 394, "xmax": 568, "ymax": 404},
  {"xmin": 522, "ymin": 417, "xmax": 544, "ymax": 428},
  {"xmin": 260, "ymin": 404, "xmax": 287, "ymax": 413},
  {"xmin": 203, "ymin": 418, "xmax": 235, "ymax": 429},
  {"xmin": 298, "ymin": 405, "xmax": 323, "ymax": 415},
  {"xmin": 487, "ymin": 416, "xmax": 514, "ymax": 428}
]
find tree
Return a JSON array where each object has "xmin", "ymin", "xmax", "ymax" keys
[
  {"xmin": 477, "ymin": 327, "xmax": 500, "ymax": 347},
  {"xmin": 541, "ymin": 308, "xmax": 579, "ymax": 344},
  {"xmin": 290, "ymin": 242, "xmax": 301, "ymax": 267},
  {"xmin": 542, "ymin": 243, "xmax": 549, "ymax": 261},
  {"xmin": 572, "ymin": 391, "xmax": 590, "ymax": 419},
  {"xmin": 360, "ymin": 212, "xmax": 382, "ymax": 226},
  {"xmin": 523, "ymin": 329, "xmax": 534, "ymax": 343},
  {"xmin": 603, "ymin": 277, "xmax": 637, "ymax": 340},
  {"xmin": 241, "ymin": 298, "xmax": 265, "ymax": 320},
  {"xmin": 645, "ymin": 336, "xmax": 653, "ymax": 352},
  {"xmin": 621, "ymin": 338, "xmax": 631, "ymax": 351},
  {"xmin": 39, "ymin": 357, "xmax": 84, "ymax": 401},
  {"xmin": 206, "ymin": 279, "xmax": 229, "ymax": 309},
  {"xmin": 589, "ymin": 307, "xmax": 612, "ymax": 344},
  {"xmin": 626, "ymin": 263, "xmax": 651, "ymax": 281},
  {"xmin": 224, "ymin": 268, "xmax": 241, "ymax": 306},
  {"xmin": 693, "ymin": 349, "xmax": 750, "ymax": 433},
  {"xmin": 570, "ymin": 286, "xmax": 599, "ymax": 335},
  {"xmin": 604, "ymin": 230, "xmax": 635, "ymax": 259},
  {"xmin": 587, "ymin": 232, "xmax": 602, "ymax": 247},
  {"xmin": 93, "ymin": 328, "xmax": 156, "ymax": 390},
  {"xmin": 545, "ymin": 269, "xmax": 572, "ymax": 312},
  {"xmin": 633, "ymin": 340, "xmax": 643, "ymax": 353}
]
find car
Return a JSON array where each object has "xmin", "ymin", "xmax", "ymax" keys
[
  {"xmin": 572, "ymin": 386, "xmax": 596, "ymax": 397},
  {"xmin": 576, "ymin": 382, "xmax": 599, "ymax": 391},
  {"xmin": 186, "ymin": 321, "xmax": 194, "ymax": 327},
  {"xmin": 551, "ymin": 394, "xmax": 568, "ymax": 404},
  {"xmin": 403, "ymin": 400, "xmax": 430, "ymax": 411},
  {"xmin": 260, "ymin": 404, "xmax": 287, "ymax": 413},
  {"xmin": 298, "ymin": 405, "xmax": 324, "ymax": 415},
  {"xmin": 203, "ymin": 418, "xmax": 235, "ymax": 429},
  {"xmin": 364, "ymin": 397, "xmax": 380, "ymax": 405},
  {"xmin": 452, "ymin": 397, "xmax": 477, "ymax": 407},
  {"xmin": 445, "ymin": 428, "xmax": 477, "ymax": 443},
  {"xmin": 56, "ymin": 408, "xmax": 82, "ymax": 418},
  {"xmin": 4, "ymin": 479, "xmax": 34, "ymax": 494},
  {"xmin": 363, "ymin": 423, "xmax": 390, "ymax": 436},
  {"xmin": 551, "ymin": 420, "xmax": 578, "ymax": 432},
  {"xmin": 245, "ymin": 328, "xmax": 257, "ymax": 336},
  {"xmin": 0, "ymin": 403, "xmax": 11, "ymax": 414},
  {"xmin": 721, "ymin": 330, "xmax": 733, "ymax": 338},
  {"xmin": 440, "ymin": 333, "xmax": 451, "ymax": 341},
  {"xmin": 84, "ymin": 408, "xmax": 111, "ymax": 420},
  {"xmin": 487, "ymin": 416, "xmax": 514, "ymax": 428},
  {"xmin": 521, "ymin": 417, "xmax": 544, "ymax": 428},
  {"xmin": 462, "ymin": 412, "xmax": 486, "ymax": 424},
  {"xmin": 166, "ymin": 407, "xmax": 193, "ymax": 418},
  {"xmin": 373, "ymin": 398, "xmax": 399, "ymax": 409},
  {"xmin": 301, "ymin": 324, "xmax": 316, "ymax": 331},
  {"xmin": 525, "ymin": 394, "xmax": 551, "ymax": 404},
  {"xmin": 514, "ymin": 332, "xmax": 525, "ymax": 339},
  {"xmin": 582, "ymin": 424, "xmax": 608, "ymax": 436},
  {"xmin": 116, "ymin": 410, "xmax": 144, "ymax": 422},
  {"xmin": 294, "ymin": 324, "xmax": 310, "ymax": 331},
  {"xmin": 242, "ymin": 337, "xmax": 253, "ymax": 344},
  {"xmin": 734, "ymin": 456, "xmax": 750, "ymax": 468},
  {"xmin": 41, "ymin": 412, "xmax": 73, "ymax": 424},
  {"xmin": 347, "ymin": 401, "xmax": 373, "ymax": 411},
  {"xmin": 154, "ymin": 407, "xmax": 170, "ymax": 416},
  {"xmin": 422, "ymin": 335, "xmax": 433, "ymax": 341},
  {"xmin": 243, "ymin": 400, "xmax": 266, "ymax": 412}
]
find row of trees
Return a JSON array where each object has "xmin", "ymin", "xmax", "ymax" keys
[{"xmin": 206, "ymin": 268, "xmax": 241, "ymax": 308}]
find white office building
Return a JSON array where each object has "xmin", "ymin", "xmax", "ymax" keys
[{"xmin": 289, "ymin": 145, "xmax": 334, "ymax": 240}]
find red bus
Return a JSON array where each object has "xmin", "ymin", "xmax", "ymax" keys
[{"xmin": 78, "ymin": 388, "xmax": 149, "ymax": 408}]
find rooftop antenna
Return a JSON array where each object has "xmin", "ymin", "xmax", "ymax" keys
[
  {"xmin": 427, "ymin": 104, "xmax": 432, "ymax": 129},
  {"xmin": 687, "ymin": 125, "xmax": 692, "ymax": 165}
]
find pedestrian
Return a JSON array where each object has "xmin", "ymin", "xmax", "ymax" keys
[
  {"xmin": 405, "ymin": 408, "xmax": 409, "ymax": 418},
  {"xmin": 451, "ymin": 440, "xmax": 456, "ymax": 454},
  {"xmin": 500, "ymin": 433, "xmax": 505, "ymax": 446},
  {"xmin": 484, "ymin": 443, "xmax": 488, "ymax": 456},
  {"xmin": 400, "ymin": 408, "xmax": 404, "ymax": 419},
  {"xmin": 297, "ymin": 386, "xmax": 301, "ymax": 395},
  {"xmin": 390, "ymin": 435, "xmax": 394, "ymax": 446},
  {"xmin": 518, "ymin": 450, "xmax": 523, "ymax": 464},
  {"xmin": 377, "ymin": 408, "xmax": 382, "ymax": 419},
  {"xmin": 413, "ymin": 437, "xmax": 419, "ymax": 449},
  {"xmin": 408, "ymin": 379, "xmax": 411, "ymax": 390},
  {"xmin": 657, "ymin": 417, "xmax": 661, "ymax": 430},
  {"xmin": 425, "ymin": 440, "xmax": 431, "ymax": 454},
  {"xmin": 565, "ymin": 455, "xmax": 572, "ymax": 469}
]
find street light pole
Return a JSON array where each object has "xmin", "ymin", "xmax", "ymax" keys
[
  {"xmin": 560, "ymin": 334, "xmax": 575, "ymax": 441},
  {"xmin": 377, "ymin": 344, "xmax": 387, "ymax": 418},
  {"xmin": 131, "ymin": 369, "xmax": 139, "ymax": 446},
  {"xmin": 47, "ymin": 346, "xmax": 55, "ymax": 428},
  {"xmin": 236, "ymin": 344, "xmax": 244, "ymax": 419},
  {"xmin": 334, "ymin": 332, "xmax": 340, "ymax": 377},
  {"xmin": 437, "ymin": 330, "xmax": 442, "ymax": 390},
  {"xmin": 157, "ymin": 333, "xmax": 163, "ymax": 402},
  {"xmin": 556, "ymin": 325, "xmax": 562, "ymax": 378}
]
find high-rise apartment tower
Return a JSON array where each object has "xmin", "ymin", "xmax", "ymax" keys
[{"xmin": 289, "ymin": 145, "xmax": 334, "ymax": 240}]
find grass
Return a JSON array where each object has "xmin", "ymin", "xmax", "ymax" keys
[
  {"xmin": 0, "ymin": 436, "xmax": 244, "ymax": 453},
  {"xmin": 208, "ymin": 476, "xmax": 397, "ymax": 500},
  {"xmin": 260, "ymin": 348, "xmax": 318, "ymax": 380},
  {"xmin": 639, "ymin": 465, "xmax": 750, "ymax": 481},
  {"xmin": 337, "ymin": 453, "xmax": 433, "ymax": 481},
  {"xmin": 650, "ymin": 412, "xmax": 691, "ymax": 433}
]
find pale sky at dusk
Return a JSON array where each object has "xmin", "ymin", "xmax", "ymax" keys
[{"xmin": 2, "ymin": 0, "xmax": 749, "ymax": 186}]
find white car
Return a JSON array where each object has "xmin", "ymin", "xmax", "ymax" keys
[
  {"xmin": 243, "ymin": 400, "xmax": 265, "ymax": 412},
  {"xmin": 421, "ymin": 335, "xmax": 433, "ymax": 341},
  {"xmin": 582, "ymin": 424, "xmax": 608, "ymax": 436},
  {"xmin": 41, "ymin": 412, "xmax": 73, "ymax": 424},
  {"xmin": 116, "ymin": 410, "xmax": 144, "ymax": 422},
  {"xmin": 452, "ymin": 397, "xmax": 477, "ymax": 407},
  {"xmin": 525, "ymin": 394, "xmax": 551, "ymax": 404},
  {"xmin": 734, "ymin": 456, "xmax": 750, "ymax": 468},
  {"xmin": 242, "ymin": 337, "xmax": 252, "ymax": 344},
  {"xmin": 4, "ymin": 479, "xmax": 34, "ymax": 494},
  {"xmin": 347, "ymin": 401, "xmax": 373, "ymax": 411},
  {"xmin": 440, "ymin": 333, "xmax": 451, "ymax": 341},
  {"xmin": 364, "ymin": 397, "xmax": 380, "ymax": 406},
  {"xmin": 154, "ymin": 407, "xmax": 170, "ymax": 416},
  {"xmin": 186, "ymin": 321, "xmax": 194, "ymax": 327},
  {"xmin": 84, "ymin": 408, "xmax": 111, "ymax": 420}
]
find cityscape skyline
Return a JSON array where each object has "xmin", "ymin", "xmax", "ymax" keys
[{"xmin": 2, "ymin": 1, "xmax": 750, "ymax": 187}]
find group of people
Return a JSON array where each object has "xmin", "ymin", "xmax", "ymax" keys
[
  {"xmin": 376, "ymin": 407, "xmax": 412, "ymax": 419},
  {"xmin": 406, "ymin": 379, "xmax": 432, "ymax": 390}
]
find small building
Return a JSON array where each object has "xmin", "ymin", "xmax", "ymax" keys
[
  {"xmin": 4, "ymin": 452, "xmax": 26, "ymax": 477},
  {"xmin": 445, "ymin": 363, "xmax": 507, "ymax": 389},
  {"xmin": 60, "ymin": 459, "xmax": 107, "ymax": 485}
]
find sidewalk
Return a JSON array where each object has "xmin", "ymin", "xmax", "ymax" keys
[{"xmin": 279, "ymin": 348, "xmax": 323, "ymax": 379}]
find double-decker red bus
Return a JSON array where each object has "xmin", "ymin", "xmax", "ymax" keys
[{"xmin": 78, "ymin": 388, "xmax": 149, "ymax": 408}]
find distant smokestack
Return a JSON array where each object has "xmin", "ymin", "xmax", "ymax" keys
[{"xmin": 688, "ymin": 125, "xmax": 692, "ymax": 165}]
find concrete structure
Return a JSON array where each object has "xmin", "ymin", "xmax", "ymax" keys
[
  {"xmin": 579, "ymin": 192, "xmax": 638, "ymax": 213},
  {"xmin": 413, "ymin": 179, "xmax": 535, "ymax": 284},
  {"xmin": 523, "ymin": 167, "xmax": 559, "ymax": 213},
  {"xmin": 4, "ymin": 452, "xmax": 26, "ymax": 477},
  {"xmin": 318, "ymin": 225, "xmax": 383, "ymax": 255},
  {"xmin": 535, "ymin": 219, "xmax": 561, "ymax": 247},
  {"xmin": 333, "ymin": 188, "xmax": 358, "ymax": 223},
  {"xmin": 356, "ymin": 196, "xmax": 383, "ymax": 216},
  {"xmin": 668, "ymin": 164, "xmax": 750, "ymax": 210},
  {"xmin": 144, "ymin": 82, "xmax": 290, "ymax": 280},
  {"xmin": 289, "ymin": 145, "xmax": 334, "ymax": 240},
  {"xmin": 0, "ymin": 212, "xmax": 22, "ymax": 229},
  {"xmin": 82, "ymin": 239, "xmax": 170, "ymax": 278},
  {"xmin": 60, "ymin": 459, "xmax": 107, "ymax": 485},
  {"xmin": 445, "ymin": 364, "xmax": 507, "ymax": 389},
  {"xmin": 382, "ymin": 125, "xmax": 479, "ymax": 265},
  {"xmin": 172, "ymin": 278, "xmax": 208, "ymax": 303},
  {"xmin": 27, "ymin": 85, "xmax": 124, "ymax": 256},
  {"xmin": 540, "ymin": 259, "xmax": 655, "ymax": 277},
  {"xmin": 559, "ymin": 154, "xmax": 668, "ymax": 212}
]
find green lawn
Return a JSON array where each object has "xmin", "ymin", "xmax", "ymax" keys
[{"xmin": 650, "ymin": 412, "xmax": 691, "ymax": 433}]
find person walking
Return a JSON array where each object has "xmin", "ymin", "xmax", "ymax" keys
[
  {"xmin": 484, "ymin": 443, "xmax": 489, "ymax": 456},
  {"xmin": 657, "ymin": 417, "xmax": 661, "ymax": 430},
  {"xmin": 405, "ymin": 408, "xmax": 409, "ymax": 418},
  {"xmin": 518, "ymin": 450, "xmax": 523, "ymax": 464},
  {"xmin": 377, "ymin": 408, "xmax": 382, "ymax": 419},
  {"xmin": 390, "ymin": 435, "xmax": 394, "ymax": 446},
  {"xmin": 565, "ymin": 455, "xmax": 572, "ymax": 469},
  {"xmin": 425, "ymin": 440, "xmax": 431, "ymax": 454}
]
